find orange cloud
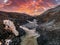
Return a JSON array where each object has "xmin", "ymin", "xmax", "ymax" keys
[
  {"xmin": 0, "ymin": 0, "xmax": 57, "ymax": 16},
  {"xmin": 16, "ymin": 0, "xmax": 56, "ymax": 16}
]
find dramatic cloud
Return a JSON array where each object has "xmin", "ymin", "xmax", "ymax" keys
[{"xmin": 0, "ymin": 0, "xmax": 60, "ymax": 16}]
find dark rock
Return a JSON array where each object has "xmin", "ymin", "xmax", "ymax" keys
[{"xmin": 36, "ymin": 5, "xmax": 60, "ymax": 45}]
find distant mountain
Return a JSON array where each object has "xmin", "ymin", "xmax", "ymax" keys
[
  {"xmin": 0, "ymin": 5, "xmax": 60, "ymax": 24},
  {"xmin": 0, "ymin": 11, "xmax": 34, "ymax": 20},
  {"xmin": 0, "ymin": 11, "xmax": 35, "ymax": 25},
  {"xmin": 36, "ymin": 5, "xmax": 60, "ymax": 24}
]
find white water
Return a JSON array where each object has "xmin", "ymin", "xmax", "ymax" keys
[{"xmin": 20, "ymin": 26, "xmax": 40, "ymax": 45}]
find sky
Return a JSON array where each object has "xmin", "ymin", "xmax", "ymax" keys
[{"xmin": 0, "ymin": 0, "xmax": 60, "ymax": 16}]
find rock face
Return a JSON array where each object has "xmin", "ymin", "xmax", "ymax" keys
[
  {"xmin": 36, "ymin": 5, "xmax": 60, "ymax": 45},
  {"xmin": 0, "ymin": 5, "xmax": 60, "ymax": 45}
]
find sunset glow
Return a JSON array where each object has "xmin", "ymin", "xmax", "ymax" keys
[{"xmin": 0, "ymin": 0, "xmax": 60, "ymax": 16}]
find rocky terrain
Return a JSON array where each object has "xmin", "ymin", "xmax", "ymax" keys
[
  {"xmin": 0, "ymin": 5, "xmax": 60, "ymax": 45},
  {"xmin": 36, "ymin": 5, "xmax": 60, "ymax": 45}
]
